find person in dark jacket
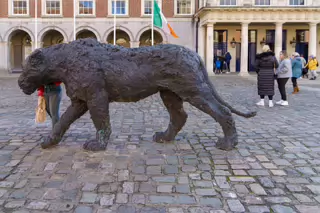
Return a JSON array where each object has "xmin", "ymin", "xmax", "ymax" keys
[
  {"xmin": 225, "ymin": 52, "xmax": 232, "ymax": 72},
  {"xmin": 254, "ymin": 45, "xmax": 279, "ymax": 107}
]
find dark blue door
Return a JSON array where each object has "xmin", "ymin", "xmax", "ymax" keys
[
  {"xmin": 295, "ymin": 30, "xmax": 309, "ymax": 60},
  {"xmin": 236, "ymin": 43, "xmax": 241, "ymax": 72},
  {"xmin": 266, "ymin": 30, "xmax": 287, "ymax": 53},
  {"xmin": 213, "ymin": 30, "xmax": 228, "ymax": 70}
]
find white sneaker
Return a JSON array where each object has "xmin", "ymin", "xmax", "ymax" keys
[
  {"xmin": 256, "ymin": 100, "xmax": 264, "ymax": 106},
  {"xmin": 269, "ymin": 101, "xmax": 274, "ymax": 108},
  {"xmin": 280, "ymin": 101, "xmax": 289, "ymax": 106},
  {"xmin": 276, "ymin": 100, "xmax": 283, "ymax": 105}
]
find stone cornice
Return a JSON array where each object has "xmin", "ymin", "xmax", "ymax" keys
[
  {"xmin": 194, "ymin": 6, "xmax": 320, "ymax": 18},
  {"xmin": 198, "ymin": 9, "xmax": 320, "ymax": 25}
]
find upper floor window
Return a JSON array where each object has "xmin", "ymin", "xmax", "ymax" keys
[
  {"xmin": 255, "ymin": 0, "xmax": 270, "ymax": 5},
  {"xmin": 12, "ymin": 0, "xmax": 28, "ymax": 15},
  {"xmin": 45, "ymin": 0, "xmax": 61, "ymax": 15},
  {"xmin": 110, "ymin": 0, "xmax": 129, "ymax": 15},
  {"xmin": 220, "ymin": 0, "xmax": 236, "ymax": 5},
  {"xmin": 176, "ymin": 0, "xmax": 193, "ymax": 15},
  {"xmin": 78, "ymin": 0, "xmax": 95, "ymax": 15},
  {"xmin": 143, "ymin": 0, "xmax": 162, "ymax": 15},
  {"xmin": 289, "ymin": 0, "xmax": 305, "ymax": 5}
]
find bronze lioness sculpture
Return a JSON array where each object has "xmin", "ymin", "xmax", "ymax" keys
[{"xmin": 18, "ymin": 38, "xmax": 256, "ymax": 151}]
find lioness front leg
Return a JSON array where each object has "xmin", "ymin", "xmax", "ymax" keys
[
  {"xmin": 41, "ymin": 100, "xmax": 88, "ymax": 149},
  {"xmin": 83, "ymin": 91, "xmax": 111, "ymax": 151}
]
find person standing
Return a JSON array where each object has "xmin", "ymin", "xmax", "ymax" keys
[
  {"xmin": 276, "ymin": 51, "xmax": 292, "ymax": 106},
  {"xmin": 225, "ymin": 52, "xmax": 232, "ymax": 72},
  {"xmin": 291, "ymin": 52, "xmax": 303, "ymax": 94},
  {"xmin": 306, "ymin": 55, "xmax": 319, "ymax": 80},
  {"xmin": 37, "ymin": 82, "xmax": 62, "ymax": 128},
  {"xmin": 300, "ymin": 54, "xmax": 307, "ymax": 78},
  {"xmin": 254, "ymin": 45, "xmax": 279, "ymax": 107}
]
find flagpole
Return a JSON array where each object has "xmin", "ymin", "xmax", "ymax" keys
[
  {"xmin": 73, "ymin": 0, "xmax": 76, "ymax": 40},
  {"xmin": 113, "ymin": 0, "xmax": 116, "ymax": 45},
  {"xmin": 35, "ymin": 0, "xmax": 38, "ymax": 49},
  {"xmin": 151, "ymin": 0, "xmax": 154, "ymax": 46}
]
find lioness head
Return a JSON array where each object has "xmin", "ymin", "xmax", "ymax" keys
[{"xmin": 18, "ymin": 49, "xmax": 47, "ymax": 95}]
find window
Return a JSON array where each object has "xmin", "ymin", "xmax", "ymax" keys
[
  {"xmin": 79, "ymin": 0, "xmax": 94, "ymax": 15},
  {"xmin": 176, "ymin": 0, "xmax": 192, "ymax": 15},
  {"xmin": 220, "ymin": 0, "xmax": 236, "ymax": 5},
  {"xmin": 111, "ymin": 0, "xmax": 128, "ymax": 15},
  {"xmin": 12, "ymin": 0, "xmax": 28, "ymax": 15},
  {"xmin": 255, "ymin": 0, "xmax": 270, "ymax": 5},
  {"xmin": 45, "ymin": 0, "xmax": 61, "ymax": 15},
  {"xmin": 143, "ymin": 0, "xmax": 161, "ymax": 15},
  {"xmin": 289, "ymin": 0, "xmax": 305, "ymax": 5}
]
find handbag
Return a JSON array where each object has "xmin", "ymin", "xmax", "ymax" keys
[{"xmin": 35, "ymin": 96, "xmax": 46, "ymax": 123}]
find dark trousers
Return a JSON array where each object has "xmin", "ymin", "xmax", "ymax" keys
[
  {"xmin": 277, "ymin": 78, "xmax": 289, "ymax": 101},
  {"xmin": 260, "ymin": 95, "xmax": 273, "ymax": 100},
  {"xmin": 44, "ymin": 88, "xmax": 62, "ymax": 128},
  {"xmin": 291, "ymin": 77, "xmax": 297, "ymax": 87},
  {"xmin": 226, "ymin": 62, "xmax": 230, "ymax": 72}
]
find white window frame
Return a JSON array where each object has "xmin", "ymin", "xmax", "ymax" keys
[
  {"xmin": 108, "ymin": 0, "xmax": 129, "ymax": 16},
  {"xmin": 288, "ymin": 0, "xmax": 306, "ymax": 6},
  {"xmin": 9, "ymin": 0, "xmax": 30, "ymax": 16},
  {"xmin": 77, "ymin": 0, "xmax": 96, "ymax": 17},
  {"xmin": 174, "ymin": 0, "xmax": 194, "ymax": 16},
  {"xmin": 253, "ymin": 0, "xmax": 271, "ymax": 6},
  {"xmin": 219, "ymin": 0, "xmax": 237, "ymax": 6},
  {"xmin": 141, "ymin": 0, "xmax": 162, "ymax": 16},
  {"xmin": 42, "ymin": 0, "xmax": 62, "ymax": 16}
]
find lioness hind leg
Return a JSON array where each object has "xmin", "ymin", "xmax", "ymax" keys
[
  {"xmin": 185, "ymin": 93, "xmax": 238, "ymax": 150},
  {"xmin": 83, "ymin": 91, "xmax": 111, "ymax": 151},
  {"xmin": 153, "ymin": 90, "xmax": 188, "ymax": 143},
  {"xmin": 41, "ymin": 100, "xmax": 88, "ymax": 149}
]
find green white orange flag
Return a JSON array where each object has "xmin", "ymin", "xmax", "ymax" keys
[{"xmin": 153, "ymin": 0, "xmax": 179, "ymax": 38}]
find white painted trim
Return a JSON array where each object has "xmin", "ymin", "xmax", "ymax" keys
[
  {"xmin": 252, "ymin": 0, "xmax": 271, "ymax": 6},
  {"xmin": 108, "ymin": 0, "xmax": 129, "ymax": 16},
  {"xmin": 219, "ymin": 0, "xmax": 238, "ymax": 6},
  {"xmin": 8, "ymin": 0, "xmax": 30, "ymax": 17},
  {"xmin": 288, "ymin": 0, "xmax": 306, "ymax": 6},
  {"xmin": 174, "ymin": 0, "xmax": 194, "ymax": 15},
  {"xmin": 141, "ymin": 0, "xmax": 162, "ymax": 16},
  {"xmin": 42, "ymin": 0, "xmax": 63, "ymax": 16},
  {"xmin": 76, "ymin": 0, "xmax": 96, "ymax": 17}
]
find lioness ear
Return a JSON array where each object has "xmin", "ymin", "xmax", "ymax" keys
[{"xmin": 29, "ymin": 49, "xmax": 45, "ymax": 66}]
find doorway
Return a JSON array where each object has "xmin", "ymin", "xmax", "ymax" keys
[
  {"xmin": 235, "ymin": 30, "xmax": 257, "ymax": 72},
  {"xmin": 265, "ymin": 29, "xmax": 287, "ymax": 53},
  {"xmin": 295, "ymin": 30, "xmax": 309, "ymax": 60}
]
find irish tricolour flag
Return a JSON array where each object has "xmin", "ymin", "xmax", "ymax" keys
[{"xmin": 153, "ymin": 1, "xmax": 179, "ymax": 38}]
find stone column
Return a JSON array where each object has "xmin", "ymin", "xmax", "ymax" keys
[
  {"xmin": 275, "ymin": 22, "xmax": 283, "ymax": 59},
  {"xmin": 198, "ymin": 25, "xmax": 205, "ymax": 61},
  {"xmin": 130, "ymin": 41, "xmax": 140, "ymax": 48},
  {"xmin": 239, "ymin": 22, "xmax": 249, "ymax": 76},
  {"xmin": 0, "ymin": 42, "xmax": 7, "ymax": 75},
  {"xmin": 206, "ymin": 22, "xmax": 214, "ymax": 76},
  {"xmin": 309, "ymin": 22, "xmax": 318, "ymax": 57}
]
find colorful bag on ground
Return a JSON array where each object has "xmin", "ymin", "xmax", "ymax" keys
[{"xmin": 35, "ymin": 96, "xmax": 46, "ymax": 123}]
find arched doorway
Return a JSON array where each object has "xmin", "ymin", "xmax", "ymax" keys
[
  {"xmin": 139, "ymin": 29, "xmax": 163, "ymax": 46},
  {"xmin": 42, "ymin": 30, "xmax": 64, "ymax": 48},
  {"xmin": 106, "ymin": 30, "xmax": 131, "ymax": 48},
  {"xmin": 9, "ymin": 30, "xmax": 32, "ymax": 72},
  {"xmin": 76, "ymin": 30, "xmax": 97, "ymax": 40}
]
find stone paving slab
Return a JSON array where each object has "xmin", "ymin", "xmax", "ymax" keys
[{"xmin": 0, "ymin": 76, "xmax": 320, "ymax": 212}]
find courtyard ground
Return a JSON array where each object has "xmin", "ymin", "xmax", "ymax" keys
[{"xmin": 0, "ymin": 75, "xmax": 320, "ymax": 213}]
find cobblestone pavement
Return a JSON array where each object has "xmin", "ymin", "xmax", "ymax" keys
[{"xmin": 1, "ymin": 76, "xmax": 320, "ymax": 213}]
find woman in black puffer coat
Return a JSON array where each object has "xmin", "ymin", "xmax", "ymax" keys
[{"xmin": 254, "ymin": 45, "xmax": 279, "ymax": 108}]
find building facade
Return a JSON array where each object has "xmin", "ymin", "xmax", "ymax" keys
[
  {"xmin": 0, "ymin": 0, "xmax": 196, "ymax": 74},
  {"xmin": 196, "ymin": 0, "xmax": 320, "ymax": 75},
  {"xmin": 0, "ymin": 0, "xmax": 319, "ymax": 75}
]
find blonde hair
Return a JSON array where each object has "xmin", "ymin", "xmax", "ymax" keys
[
  {"xmin": 280, "ymin": 50, "xmax": 288, "ymax": 58},
  {"xmin": 262, "ymin": 45, "xmax": 270, "ymax": 53}
]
